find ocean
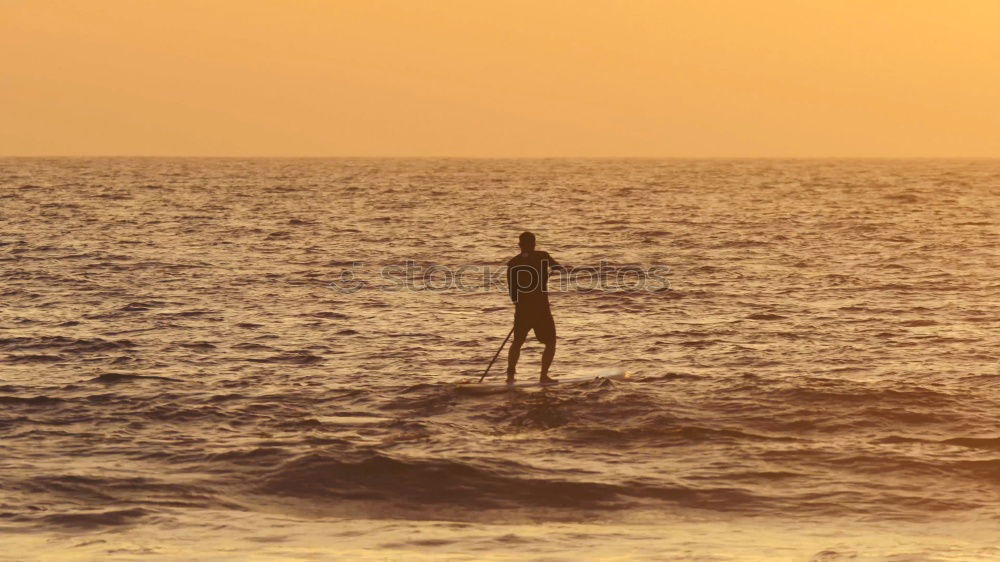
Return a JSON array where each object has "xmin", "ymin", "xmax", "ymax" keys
[{"xmin": 1, "ymin": 158, "xmax": 998, "ymax": 560}]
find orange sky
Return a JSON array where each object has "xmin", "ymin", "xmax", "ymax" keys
[{"xmin": 2, "ymin": 0, "xmax": 998, "ymax": 157}]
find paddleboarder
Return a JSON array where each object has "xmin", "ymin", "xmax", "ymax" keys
[{"xmin": 506, "ymin": 231, "xmax": 562, "ymax": 384}]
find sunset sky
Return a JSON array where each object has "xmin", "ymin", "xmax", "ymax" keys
[{"xmin": 2, "ymin": 0, "xmax": 998, "ymax": 157}]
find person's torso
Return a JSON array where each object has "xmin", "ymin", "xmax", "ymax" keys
[{"xmin": 508, "ymin": 250, "xmax": 554, "ymax": 307}]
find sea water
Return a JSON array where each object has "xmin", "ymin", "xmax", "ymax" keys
[{"xmin": 1, "ymin": 158, "xmax": 998, "ymax": 560}]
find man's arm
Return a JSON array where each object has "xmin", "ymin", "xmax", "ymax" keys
[
  {"xmin": 546, "ymin": 252, "xmax": 569, "ymax": 273},
  {"xmin": 506, "ymin": 263, "xmax": 517, "ymax": 303}
]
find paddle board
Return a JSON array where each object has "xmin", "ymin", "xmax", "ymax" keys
[{"xmin": 457, "ymin": 367, "xmax": 628, "ymax": 393}]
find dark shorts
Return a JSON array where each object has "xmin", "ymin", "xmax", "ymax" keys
[{"xmin": 513, "ymin": 304, "xmax": 556, "ymax": 345}]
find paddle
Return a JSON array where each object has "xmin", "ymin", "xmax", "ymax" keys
[{"xmin": 478, "ymin": 327, "xmax": 514, "ymax": 383}]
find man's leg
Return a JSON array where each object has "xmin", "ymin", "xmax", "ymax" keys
[
  {"xmin": 537, "ymin": 313, "xmax": 557, "ymax": 382},
  {"xmin": 506, "ymin": 334, "xmax": 525, "ymax": 383},
  {"xmin": 540, "ymin": 339, "xmax": 556, "ymax": 380}
]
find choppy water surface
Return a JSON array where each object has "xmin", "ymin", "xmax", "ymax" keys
[{"xmin": 1, "ymin": 158, "xmax": 998, "ymax": 560}]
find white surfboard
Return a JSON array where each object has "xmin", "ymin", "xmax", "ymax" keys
[{"xmin": 456, "ymin": 367, "xmax": 628, "ymax": 393}]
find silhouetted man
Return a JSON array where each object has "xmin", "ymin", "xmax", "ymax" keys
[{"xmin": 506, "ymin": 231, "xmax": 561, "ymax": 384}]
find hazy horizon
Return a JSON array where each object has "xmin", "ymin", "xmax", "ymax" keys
[{"xmin": 5, "ymin": 155, "xmax": 1000, "ymax": 160}]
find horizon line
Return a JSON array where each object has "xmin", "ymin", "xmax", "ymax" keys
[{"xmin": 3, "ymin": 154, "xmax": 999, "ymax": 160}]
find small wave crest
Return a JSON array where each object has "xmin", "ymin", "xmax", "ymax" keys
[{"xmin": 254, "ymin": 452, "xmax": 762, "ymax": 514}]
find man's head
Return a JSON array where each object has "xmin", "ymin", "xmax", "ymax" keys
[{"xmin": 518, "ymin": 231, "xmax": 536, "ymax": 252}]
